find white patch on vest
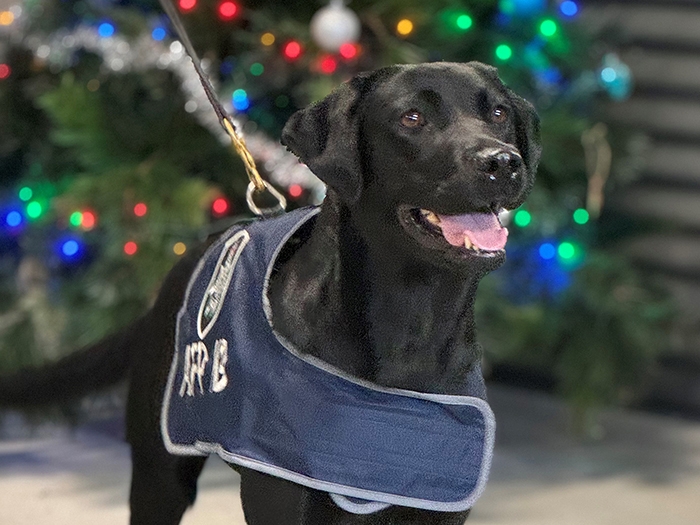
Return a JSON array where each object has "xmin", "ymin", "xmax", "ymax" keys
[
  {"xmin": 210, "ymin": 338, "xmax": 229, "ymax": 393},
  {"xmin": 197, "ymin": 230, "xmax": 250, "ymax": 339},
  {"xmin": 179, "ymin": 341, "xmax": 210, "ymax": 397}
]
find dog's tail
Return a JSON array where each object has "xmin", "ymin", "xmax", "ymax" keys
[{"xmin": 0, "ymin": 315, "xmax": 148, "ymax": 408}]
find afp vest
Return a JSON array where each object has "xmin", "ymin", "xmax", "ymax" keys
[{"xmin": 161, "ymin": 206, "xmax": 495, "ymax": 514}]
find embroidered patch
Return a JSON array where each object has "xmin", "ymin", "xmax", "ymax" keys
[{"xmin": 197, "ymin": 230, "xmax": 250, "ymax": 339}]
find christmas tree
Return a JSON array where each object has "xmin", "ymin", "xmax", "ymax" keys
[{"xmin": 0, "ymin": 0, "xmax": 670, "ymax": 426}]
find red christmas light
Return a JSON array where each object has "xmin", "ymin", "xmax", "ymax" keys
[
  {"xmin": 178, "ymin": 0, "xmax": 197, "ymax": 12},
  {"xmin": 0, "ymin": 64, "xmax": 10, "ymax": 79},
  {"xmin": 319, "ymin": 56, "xmax": 337, "ymax": 75},
  {"xmin": 81, "ymin": 211, "xmax": 97, "ymax": 230},
  {"xmin": 124, "ymin": 241, "xmax": 138, "ymax": 256},
  {"xmin": 134, "ymin": 202, "xmax": 148, "ymax": 217},
  {"xmin": 339, "ymin": 43, "xmax": 358, "ymax": 60},
  {"xmin": 218, "ymin": 1, "xmax": 238, "ymax": 20},
  {"xmin": 289, "ymin": 184, "xmax": 303, "ymax": 198},
  {"xmin": 212, "ymin": 197, "xmax": 229, "ymax": 216},
  {"xmin": 283, "ymin": 41, "xmax": 303, "ymax": 61}
]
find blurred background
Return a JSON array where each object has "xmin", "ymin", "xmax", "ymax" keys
[{"xmin": 1, "ymin": 0, "xmax": 700, "ymax": 523}]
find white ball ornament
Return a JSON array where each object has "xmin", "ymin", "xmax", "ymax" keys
[{"xmin": 310, "ymin": 0, "xmax": 361, "ymax": 52}]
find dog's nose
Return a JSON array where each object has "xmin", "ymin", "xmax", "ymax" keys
[{"xmin": 479, "ymin": 149, "xmax": 523, "ymax": 181}]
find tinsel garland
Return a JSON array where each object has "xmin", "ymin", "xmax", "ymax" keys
[{"xmin": 20, "ymin": 24, "xmax": 326, "ymax": 204}]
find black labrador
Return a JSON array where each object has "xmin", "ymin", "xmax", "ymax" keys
[{"xmin": 0, "ymin": 62, "xmax": 540, "ymax": 525}]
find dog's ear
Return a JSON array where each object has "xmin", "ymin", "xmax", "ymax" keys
[
  {"xmin": 509, "ymin": 92, "xmax": 541, "ymax": 181},
  {"xmin": 281, "ymin": 74, "xmax": 371, "ymax": 204}
]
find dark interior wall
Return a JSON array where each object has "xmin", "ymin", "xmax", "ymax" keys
[{"xmin": 584, "ymin": 0, "xmax": 700, "ymax": 412}]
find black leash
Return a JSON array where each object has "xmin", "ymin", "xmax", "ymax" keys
[{"xmin": 158, "ymin": 0, "xmax": 287, "ymax": 217}]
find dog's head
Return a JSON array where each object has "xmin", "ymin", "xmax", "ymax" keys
[{"xmin": 281, "ymin": 62, "xmax": 540, "ymax": 271}]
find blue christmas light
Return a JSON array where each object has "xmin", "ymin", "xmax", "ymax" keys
[
  {"xmin": 220, "ymin": 57, "xmax": 236, "ymax": 76},
  {"xmin": 57, "ymin": 237, "xmax": 85, "ymax": 262},
  {"xmin": 6, "ymin": 211, "xmax": 22, "ymax": 228},
  {"xmin": 62, "ymin": 240, "xmax": 79, "ymax": 257},
  {"xmin": 539, "ymin": 242, "xmax": 556, "ymax": 260},
  {"xmin": 600, "ymin": 67, "xmax": 617, "ymax": 83},
  {"xmin": 599, "ymin": 54, "xmax": 633, "ymax": 100},
  {"xmin": 152, "ymin": 27, "xmax": 166, "ymax": 41},
  {"xmin": 499, "ymin": 0, "xmax": 546, "ymax": 17},
  {"xmin": 560, "ymin": 1, "xmax": 579, "ymax": 17},
  {"xmin": 232, "ymin": 89, "xmax": 250, "ymax": 111},
  {"xmin": 98, "ymin": 22, "xmax": 115, "ymax": 38}
]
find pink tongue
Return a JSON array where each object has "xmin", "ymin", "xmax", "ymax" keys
[{"xmin": 437, "ymin": 212, "xmax": 508, "ymax": 250}]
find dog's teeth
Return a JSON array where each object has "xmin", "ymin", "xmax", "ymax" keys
[
  {"xmin": 420, "ymin": 209, "xmax": 441, "ymax": 225},
  {"xmin": 464, "ymin": 237, "xmax": 473, "ymax": 250}
]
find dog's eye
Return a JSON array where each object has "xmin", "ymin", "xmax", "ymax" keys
[
  {"xmin": 492, "ymin": 106, "xmax": 508, "ymax": 123},
  {"xmin": 400, "ymin": 110, "xmax": 425, "ymax": 128}
]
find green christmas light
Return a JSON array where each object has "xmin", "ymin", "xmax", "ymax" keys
[
  {"xmin": 573, "ymin": 208, "xmax": 589, "ymax": 225},
  {"xmin": 540, "ymin": 19, "xmax": 558, "ymax": 37},
  {"xmin": 69, "ymin": 211, "xmax": 83, "ymax": 227},
  {"xmin": 26, "ymin": 201, "xmax": 43, "ymax": 219},
  {"xmin": 514, "ymin": 209, "xmax": 532, "ymax": 227},
  {"xmin": 558, "ymin": 241, "xmax": 576, "ymax": 260},
  {"xmin": 275, "ymin": 95, "xmax": 289, "ymax": 108},
  {"xmin": 18, "ymin": 187, "xmax": 33, "ymax": 201},
  {"xmin": 495, "ymin": 44, "xmax": 513, "ymax": 61},
  {"xmin": 250, "ymin": 63, "xmax": 264, "ymax": 76},
  {"xmin": 456, "ymin": 14, "xmax": 473, "ymax": 31}
]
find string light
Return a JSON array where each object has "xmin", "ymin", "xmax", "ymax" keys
[
  {"xmin": 558, "ymin": 241, "xmax": 575, "ymax": 260},
  {"xmin": 250, "ymin": 63, "xmax": 264, "ymax": 76},
  {"xmin": 275, "ymin": 95, "xmax": 289, "ymax": 108},
  {"xmin": 97, "ymin": 22, "xmax": 115, "ymax": 38},
  {"xmin": 134, "ymin": 202, "xmax": 148, "ymax": 217},
  {"xmin": 283, "ymin": 41, "xmax": 303, "ymax": 61},
  {"xmin": 6, "ymin": 211, "xmax": 22, "ymax": 228},
  {"xmin": 0, "ymin": 11, "xmax": 14, "ymax": 26},
  {"xmin": 289, "ymin": 184, "xmax": 303, "ymax": 198},
  {"xmin": 0, "ymin": 64, "xmax": 11, "ymax": 79},
  {"xmin": 539, "ymin": 243, "xmax": 556, "ymax": 260},
  {"xmin": 212, "ymin": 197, "xmax": 229, "ymax": 216},
  {"xmin": 396, "ymin": 19, "xmax": 414, "ymax": 36},
  {"xmin": 69, "ymin": 211, "xmax": 83, "ymax": 227},
  {"xmin": 495, "ymin": 44, "xmax": 513, "ymax": 61},
  {"xmin": 179, "ymin": 0, "xmax": 197, "ymax": 12},
  {"xmin": 573, "ymin": 208, "xmax": 589, "ymax": 225},
  {"xmin": 261, "ymin": 33, "xmax": 275, "ymax": 46},
  {"xmin": 232, "ymin": 89, "xmax": 250, "ymax": 111},
  {"xmin": 81, "ymin": 211, "xmax": 97, "ymax": 230},
  {"xmin": 514, "ymin": 209, "xmax": 532, "ymax": 227},
  {"xmin": 173, "ymin": 242, "xmax": 187, "ymax": 256},
  {"xmin": 456, "ymin": 14, "xmax": 473, "ymax": 31},
  {"xmin": 339, "ymin": 43, "xmax": 358, "ymax": 60},
  {"xmin": 218, "ymin": 1, "xmax": 238, "ymax": 21},
  {"xmin": 18, "ymin": 187, "xmax": 33, "ymax": 201},
  {"xmin": 124, "ymin": 241, "xmax": 138, "ymax": 256},
  {"xmin": 152, "ymin": 27, "xmax": 167, "ymax": 41},
  {"xmin": 26, "ymin": 201, "xmax": 43, "ymax": 219},
  {"xmin": 319, "ymin": 56, "xmax": 337, "ymax": 75},
  {"xmin": 62, "ymin": 240, "xmax": 80, "ymax": 257},
  {"xmin": 560, "ymin": 1, "xmax": 579, "ymax": 17},
  {"xmin": 539, "ymin": 19, "xmax": 558, "ymax": 38}
]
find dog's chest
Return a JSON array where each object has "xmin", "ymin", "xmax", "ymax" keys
[{"xmin": 160, "ymin": 207, "xmax": 496, "ymax": 515}]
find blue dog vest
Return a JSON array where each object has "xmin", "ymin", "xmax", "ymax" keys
[{"xmin": 162, "ymin": 206, "xmax": 495, "ymax": 514}]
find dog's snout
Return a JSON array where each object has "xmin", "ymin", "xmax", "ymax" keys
[{"xmin": 479, "ymin": 149, "xmax": 523, "ymax": 180}]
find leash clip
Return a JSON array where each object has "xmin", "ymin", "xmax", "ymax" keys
[{"xmin": 246, "ymin": 181, "xmax": 287, "ymax": 218}]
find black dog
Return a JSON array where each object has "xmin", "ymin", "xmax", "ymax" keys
[{"xmin": 0, "ymin": 62, "xmax": 540, "ymax": 525}]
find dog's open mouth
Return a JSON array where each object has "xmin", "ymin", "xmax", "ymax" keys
[{"xmin": 402, "ymin": 206, "xmax": 508, "ymax": 258}]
